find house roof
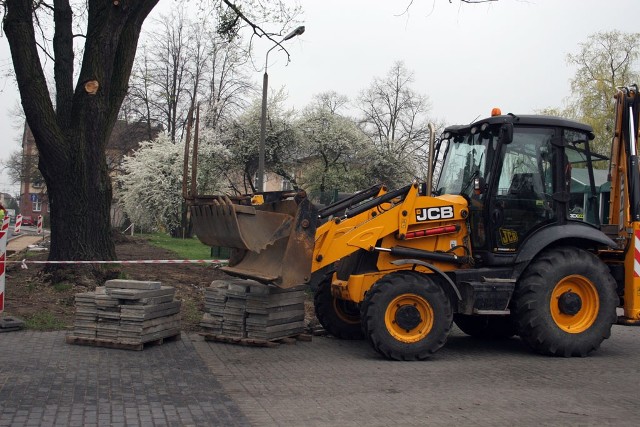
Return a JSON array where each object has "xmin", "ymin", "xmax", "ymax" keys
[
  {"xmin": 23, "ymin": 120, "xmax": 162, "ymax": 153},
  {"xmin": 106, "ymin": 120, "xmax": 163, "ymax": 154}
]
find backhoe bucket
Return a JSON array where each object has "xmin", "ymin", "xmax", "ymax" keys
[{"xmin": 190, "ymin": 192, "xmax": 318, "ymax": 288}]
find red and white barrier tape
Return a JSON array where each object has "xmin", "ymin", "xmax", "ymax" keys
[{"xmin": 10, "ymin": 259, "xmax": 229, "ymax": 269}]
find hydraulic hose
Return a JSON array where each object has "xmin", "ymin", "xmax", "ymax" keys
[
  {"xmin": 318, "ymin": 184, "xmax": 384, "ymax": 219},
  {"xmin": 344, "ymin": 184, "xmax": 412, "ymax": 219}
]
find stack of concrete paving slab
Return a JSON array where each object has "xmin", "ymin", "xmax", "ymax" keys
[
  {"xmin": 200, "ymin": 281, "xmax": 227, "ymax": 334},
  {"xmin": 200, "ymin": 278, "xmax": 306, "ymax": 341},
  {"xmin": 245, "ymin": 284, "xmax": 306, "ymax": 340},
  {"xmin": 72, "ymin": 291, "xmax": 99, "ymax": 338},
  {"xmin": 68, "ymin": 279, "xmax": 181, "ymax": 348}
]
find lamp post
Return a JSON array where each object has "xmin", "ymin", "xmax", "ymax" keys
[{"xmin": 256, "ymin": 25, "xmax": 305, "ymax": 192}]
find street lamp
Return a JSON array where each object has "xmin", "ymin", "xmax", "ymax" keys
[{"xmin": 256, "ymin": 25, "xmax": 305, "ymax": 192}]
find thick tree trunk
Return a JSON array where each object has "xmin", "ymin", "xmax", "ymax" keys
[
  {"xmin": 3, "ymin": 0, "xmax": 158, "ymax": 272},
  {"xmin": 41, "ymin": 134, "xmax": 116, "ymax": 261}
]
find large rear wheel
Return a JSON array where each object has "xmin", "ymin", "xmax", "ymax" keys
[
  {"xmin": 314, "ymin": 279, "xmax": 364, "ymax": 340},
  {"xmin": 362, "ymin": 271, "xmax": 453, "ymax": 360},
  {"xmin": 513, "ymin": 247, "xmax": 617, "ymax": 357}
]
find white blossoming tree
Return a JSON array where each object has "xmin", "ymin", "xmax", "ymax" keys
[{"xmin": 117, "ymin": 131, "xmax": 229, "ymax": 232}]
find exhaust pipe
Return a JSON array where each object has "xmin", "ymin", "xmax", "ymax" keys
[{"xmin": 427, "ymin": 123, "xmax": 436, "ymax": 196}]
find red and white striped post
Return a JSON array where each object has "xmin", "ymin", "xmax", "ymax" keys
[
  {"xmin": 0, "ymin": 215, "xmax": 9, "ymax": 313},
  {"xmin": 14, "ymin": 214, "xmax": 22, "ymax": 234},
  {"xmin": 37, "ymin": 215, "xmax": 43, "ymax": 235}
]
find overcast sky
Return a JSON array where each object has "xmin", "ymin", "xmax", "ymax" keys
[{"xmin": 1, "ymin": 0, "xmax": 639, "ymax": 194}]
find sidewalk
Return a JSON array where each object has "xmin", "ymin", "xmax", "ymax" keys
[{"xmin": 6, "ymin": 233, "xmax": 46, "ymax": 253}]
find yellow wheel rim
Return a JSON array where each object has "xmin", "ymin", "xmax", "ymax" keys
[
  {"xmin": 550, "ymin": 275, "xmax": 599, "ymax": 333},
  {"xmin": 384, "ymin": 293, "xmax": 433, "ymax": 343},
  {"xmin": 333, "ymin": 298, "xmax": 360, "ymax": 325}
]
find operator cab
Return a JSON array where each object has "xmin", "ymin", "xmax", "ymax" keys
[{"xmin": 434, "ymin": 113, "xmax": 600, "ymax": 266}]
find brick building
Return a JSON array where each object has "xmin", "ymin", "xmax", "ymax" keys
[{"xmin": 19, "ymin": 121, "xmax": 161, "ymax": 227}]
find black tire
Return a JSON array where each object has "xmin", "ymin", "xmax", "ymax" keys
[
  {"xmin": 359, "ymin": 286, "xmax": 375, "ymax": 340},
  {"xmin": 361, "ymin": 271, "xmax": 453, "ymax": 360},
  {"xmin": 454, "ymin": 314, "xmax": 517, "ymax": 339},
  {"xmin": 314, "ymin": 279, "xmax": 364, "ymax": 340},
  {"xmin": 513, "ymin": 246, "xmax": 617, "ymax": 357}
]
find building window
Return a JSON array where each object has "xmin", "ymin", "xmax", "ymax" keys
[
  {"xmin": 33, "ymin": 199, "xmax": 42, "ymax": 212},
  {"xmin": 281, "ymin": 178, "xmax": 294, "ymax": 191}
]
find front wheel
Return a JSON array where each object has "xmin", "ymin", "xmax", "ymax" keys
[
  {"xmin": 361, "ymin": 271, "xmax": 453, "ymax": 360},
  {"xmin": 513, "ymin": 247, "xmax": 617, "ymax": 357},
  {"xmin": 314, "ymin": 279, "xmax": 364, "ymax": 340}
]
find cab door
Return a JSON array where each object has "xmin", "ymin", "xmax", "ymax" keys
[{"xmin": 490, "ymin": 127, "xmax": 556, "ymax": 253}]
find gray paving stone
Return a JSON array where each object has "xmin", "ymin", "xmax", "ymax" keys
[
  {"xmin": 0, "ymin": 331, "xmax": 249, "ymax": 427},
  {"xmin": 192, "ymin": 324, "xmax": 640, "ymax": 427},
  {"xmin": 5, "ymin": 325, "xmax": 640, "ymax": 427}
]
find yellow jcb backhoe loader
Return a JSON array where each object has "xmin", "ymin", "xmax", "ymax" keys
[{"xmin": 188, "ymin": 85, "xmax": 640, "ymax": 361}]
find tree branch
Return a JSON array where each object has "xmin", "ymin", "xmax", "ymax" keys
[
  {"xmin": 35, "ymin": 40, "xmax": 55, "ymax": 61},
  {"xmin": 53, "ymin": 0, "xmax": 74, "ymax": 129},
  {"xmin": 4, "ymin": 0, "xmax": 62, "ymax": 159},
  {"xmin": 220, "ymin": 0, "xmax": 295, "ymax": 65},
  {"xmin": 36, "ymin": 1, "xmax": 55, "ymax": 12}
]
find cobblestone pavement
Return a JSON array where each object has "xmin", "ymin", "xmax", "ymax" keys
[
  {"xmin": 1, "ymin": 326, "xmax": 639, "ymax": 427},
  {"xmin": 192, "ymin": 325, "xmax": 640, "ymax": 427},
  {"xmin": 0, "ymin": 331, "xmax": 247, "ymax": 427}
]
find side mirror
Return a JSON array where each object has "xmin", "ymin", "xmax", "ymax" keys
[
  {"xmin": 499, "ymin": 123, "xmax": 513, "ymax": 144},
  {"xmin": 473, "ymin": 176, "xmax": 486, "ymax": 195}
]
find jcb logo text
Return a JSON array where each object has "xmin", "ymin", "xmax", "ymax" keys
[
  {"xmin": 415, "ymin": 206, "xmax": 454, "ymax": 222},
  {"xmin": 500, "ymin": 228, "xmax": 519, "ymax": 245}
]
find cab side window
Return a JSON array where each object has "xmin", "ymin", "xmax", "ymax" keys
[{"xmin": 564, "ymin": 130, "xmax": 603, "ymax": 225}]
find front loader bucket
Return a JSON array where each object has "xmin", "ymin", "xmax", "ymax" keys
[{"xmin": 191, "ymin": 192, "xmax": 318, "ymax": 288}]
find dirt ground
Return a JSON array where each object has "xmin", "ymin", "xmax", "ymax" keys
[{"xmin": 3, "ymin": 234, "xmax": 316, "ymax": 331}]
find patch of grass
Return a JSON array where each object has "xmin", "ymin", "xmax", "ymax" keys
[
  {"xmin": 144, "ymin": 232, "xmax": 219, "ymax": 260},
  {"xmin": 53, "ymin": 282, "xmax": 72, "ymax": 292},
  {"xmin": 25, "ymin": 311, "xmax": 67, "ymax": 330}
]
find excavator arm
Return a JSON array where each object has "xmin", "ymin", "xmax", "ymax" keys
[
  {"xmin": 190, "ymin": 181, "xmax": 472, "ymax": 292},
  {"xmin": 312, "ymin": 183, "xmax": 471, "ymax": 272},
  {"xmin": 190, "ymin": 184, "xmax": 390, "ymax": 288},
  {"xmin": 607, "ymin": 86, "xmax": 640, "ymax": 323}
]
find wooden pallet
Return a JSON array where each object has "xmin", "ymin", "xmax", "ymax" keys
[
  {"xmin": 199, "ymin": 332, "xmax": 312, "ymax": 348},
  {"xmin": 65, "ymin": 332, "xmax": 181, "ymax": 351}
]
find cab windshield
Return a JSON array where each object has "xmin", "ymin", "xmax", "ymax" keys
[{"xmin": 435, "ymin": 129, "xmax": 498, "ymax": 197}]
